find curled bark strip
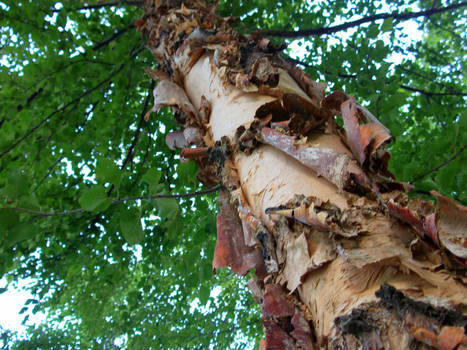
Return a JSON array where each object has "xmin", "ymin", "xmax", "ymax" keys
[
  {"xmin": 266, "ymin": 203, "xmax": 329, "ymax": 232},
  {"xmin": 437, "ymin": 326, "xmax": 467, "ymax": 350},
  {"xmin": 323, "ymin": 90, "xmax": 349, "ymax": 115},
  {"xmin": 260, "ymin": 127, "xmax": 365, "ymax": 190},
  {"xmin": 247, "ymin": 277, "xmax": 264, "ymax": 304},
  {"xmin": 166, "ymin": 130, "xmax": 187, "ymax": 150},
  {"xmin": 290, "ymin": 311, "xmax": 313, "ymax": 350},
  {"xmin": 238, "ymin": 200, "xmax": 262, "ymax": 247},
  {"xmin": 147, "ymin": 79, "xmax": 197, "ymax": 121},
  {"xmin": 180, "ymin": 147, "xmax": 209, "ymax": 159},
  {"xmin": 263, "ymin": 319, "xmax": 297, "ymax": 350},
  {"xmin": 432, "ymin": 191, "xmax": 467, "ymax": 259},
  {"xmin": 282, "ymin": 232, "xmax": 335, "ymax": 292},
  {"xmin": 144, "ymin": 67, "xmax": 170, "ymax": 81},
  {"xmin": 340, "ymin": 98, "xmax": 392, "ymax": 165},
  {"xmin": 183, "ymin": 126, "xmax": 203, "ymax": 145},
  {"xmin": 262, "ymin": 284, "xmax": 295, "ymax": 318},
  {"xmin": 213, "ymin": 192, "xmax": 265, "ymax": 276},
  {"xmin": 387, "ymin": 200, "xmax": 440, "ymax": 246}
]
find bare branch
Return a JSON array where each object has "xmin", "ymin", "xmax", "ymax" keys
[
  {"xmin": 288, "ymin": 56, "xmax": 466, "ymax": 97},
  {"xmin": 92, "ymin": 23, "xmax": 135, "ymax": 51},
  {"xmin": 32, "ymin": 157, "xmax": 64, "ymax": 193},
  {"xmin": 410, "ymin": 145, "xmax": 466, "ymax": 184},
  {"xmin": 257, "ymin": 2, "xmax": 467, "ymax": 38},
  {"xmin": 78, "ymin": 1, "xmax": 143, "ymax": 11},
  {"xmin": 52, "ymin": 1, "xmax": 143, "ymax": 12},
  {"xmin": 1, "ymin": 186, "xmax": 222, "ymax": 217},
  {"xmin": 121, "ymin": 80, "xmax": 155, "ymax": 170},
  {"xmin": 400, "ymin": 85, "xmax": 467, "ymax": 97}
]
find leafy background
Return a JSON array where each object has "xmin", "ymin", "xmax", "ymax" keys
[{"xmin": 0, "ymin": 0, "xmax": 465, "ymax": 348}]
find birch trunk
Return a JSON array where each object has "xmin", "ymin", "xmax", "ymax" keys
[{"xmin": 138, "ymin": 1, "xmax": 467, "ymax": 348}]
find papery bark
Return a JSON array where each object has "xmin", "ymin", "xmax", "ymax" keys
[{"xmin": 138, "ymin": 1, "xmax": 467, "ymax": 348}]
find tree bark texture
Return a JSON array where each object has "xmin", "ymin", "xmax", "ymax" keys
[{"xmin": 138, "ymin": 1, "xmax": 467, "ymax": 349}]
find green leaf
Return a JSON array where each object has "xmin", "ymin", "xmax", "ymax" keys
[
  {"xmin": 0, "ymin": 209, "xmax": 19, "ymax": 231},
  {"xmin": 119, "ymin": 208, "xmax": 144, "ymax": 245},
  {"xmin": 177, "ymin": 161, "xmax": 198, "ymax": 186},
  {"xmin": 155, "ymin": 198, "xmax": 179, "ymax": 219},
  {"xmin": 165, "ymin": 215, "xmax": 183, "ymax": 241},
  {"xmin": 6, "ymin": 222, "xmax": 39, "ymax": 246},
  {"xmin": 96, "ymin": 158, "xmax": 122, "ymax": 189},
  {"xmin": 367, "ymin": 24, "xmax": 379, "ymax": 39},
  {"xmin": 4, "ymin": 170, "xmax": 29, "ymax": 200},
  {"xmin": 78, "ymin": 186, "xmax": 112, "ymax": 212},
  {"xmin": 381, "ymin": 17, "xmax": 393, "ymax": 32},
  {"xmin": 199, "ymin": 285, "xmax": 210, "ymax": 305},
  {"xmin": 141, "ymin": 168, "xmax": 162, "ymax": 192},
  {"xmin": 18, "ymin": 195, "xmax": 41, "ymax": 211},
  {"xmin": 199, "ymin": 261, "xmax": 212, "ymax": 281},
  {"xmin": 19, "ymin": 307, "xmax": 28, "ymax": 315}
]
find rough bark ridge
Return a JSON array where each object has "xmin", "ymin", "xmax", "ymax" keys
[{"xmin": 138, "ymin": 1, "xmax": 467, "ymax": 348}]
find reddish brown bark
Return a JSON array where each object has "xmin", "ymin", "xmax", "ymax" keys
[{"xmin": 138, "ymin": 1, "xmax": 467, "ymax": 348}]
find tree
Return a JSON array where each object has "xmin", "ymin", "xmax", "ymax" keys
[{"xmin": 0, "ymin": 0, "xmax": 466, "ymax": 349}]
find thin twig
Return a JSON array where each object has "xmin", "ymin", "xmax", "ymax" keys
[
  {"xmin": 257, "ymin": 2, "xmax": 467, "ymax": 38},
  {"xmin": 93, "ymin": 24, "xmax": 135, "ymax": 51},
  {"xmin": 400, "ymin": 85, "xmax": 467, "ymax": 97},
  {"xmin": 78, "ymin": 1, "xmax": 143, "ymax": 11},
  {"xmin": 0, "ymin": 64, "xmax": 126, "ymax": 160},
  {"xmin": 1, "ymin": 186, "xmax": 222, "ymax": 217},
  {"xmin": 32, "ymin": 157, "xmax": 64, "ymax": 193},
  {"xmin": 121, "ymin": 80, "xmax": 155, "ymax": 170},
  {"xmin": 106, "ymin": 81, "xmax": 154, "ymax": 197},
  {"xmin": 52, "ymin": 1, "xmax": 143, "ymax": 12},
  {"xmin": 410, "ymin": 145, "xmax": 466, "ymax": 184}
]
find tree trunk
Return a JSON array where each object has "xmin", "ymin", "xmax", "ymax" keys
[{"xmin": 138, "ymin": 1, "xmax": 467, "ymax": 349}]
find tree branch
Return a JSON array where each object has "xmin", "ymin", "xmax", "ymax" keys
[
  {"xmin": 52, "ymin": 1, "xmax": 143, "ymax": 12},
  {"xmin": 411, "ymin": 145, "xmax": 466, "ymax": 184},
  {"xmin": 288, "ymin": 56, "xmax": 467, "ymax": 97},
  {"xmin": 92, "ymin": 23, "xmax": 135, "ymax": 51},
  {"xmin": 1, "ymin": 186, "xmax": 222, "ymax": 217},
  {"xmin": 78, "ymin": 1, "xmax": 143, "ymax": 11},
  {"xmin": 0, "ymin": 64, "xmax": 126, "ymax": 160},
  {"xmin": 400, "ymin": 85, "xmax": 467, "ymax": 97},
  {"xmin": 121, "ymin": 80, "xmax": 155, "ymax": 170},
  {"xmin": 257, "ymin": 2, "xmax": 467, "ymax": 38}
]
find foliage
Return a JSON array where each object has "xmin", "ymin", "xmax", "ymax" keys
[{"xmin": 0, "ymin": 0, "xmax": 465, "ymax": 348}]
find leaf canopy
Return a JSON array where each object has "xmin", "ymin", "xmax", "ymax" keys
[{"xmin": 0, "ymin": 0, "xmax": 465, "ymax": 348}]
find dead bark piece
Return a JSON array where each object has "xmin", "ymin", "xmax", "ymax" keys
[
  {"xmin": 283, "ymin": 232, "xmax": 335, "ymax": 292},
  {"xmin": 437, "ymin": 326, "xmax": 465, "ymax": 350},
  {"xmin": 432, "ymin": 191, "xmax": 467, "ymax": 259},
  {"xmin": 238, "ymin": 200, "xmax": 262, "ymax": 247},
  {"xmin": 144, "ymin": 67, "xmax": 171, "ymax": 81},
  {"xmin": 341, "ymin": 98, "xmax": 392, "ymax": 165},
  {"xmin": 166, "ymin": 130, "xmax": 187, "ymax": 150},
  {"xmin": 247, "ymin": 277, "xmax": 264, "ymax": 304},
  {"xmin": 260, "ymin": 127, "xmax": 366, "ymax": 190},
  {"xmin": 262, "ymin": 284, "xmax": 295, "ymax": 318},
  {"xmin": 263, "ymin": 319, "xmax": 298, "ymax": 350},
  {"xmin": 266, "ymin": 202, "xmax": 328, "ymax": 232},
  {"xmin": 212, "ymin": 192, "xmax": 266, "ymax": 276},
  {"xmin": 180, "ymin": 147, "xmax": 209, "ymax": 160},
  {"xmin": 387, "ymin": 200, "xmax": 440, "ymax": 245},
  {"xmin": 151, "ymin": 79, "xmax": 197, "ymax": 120},
  {"xmin": 183, "ymin": 126, "xmax": 203, "ymax": 145},
  {"xmin": 290, "ymin": 311, "xmax": 313, "ymax": 350},
  {"xmin": 323, "ymin": 91, "xmax": 350, "ymax": 115}
]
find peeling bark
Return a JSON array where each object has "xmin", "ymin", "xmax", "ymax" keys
[{"xmin": 138, "ymin": 1, "xmax": 467, "ymax": 348}]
